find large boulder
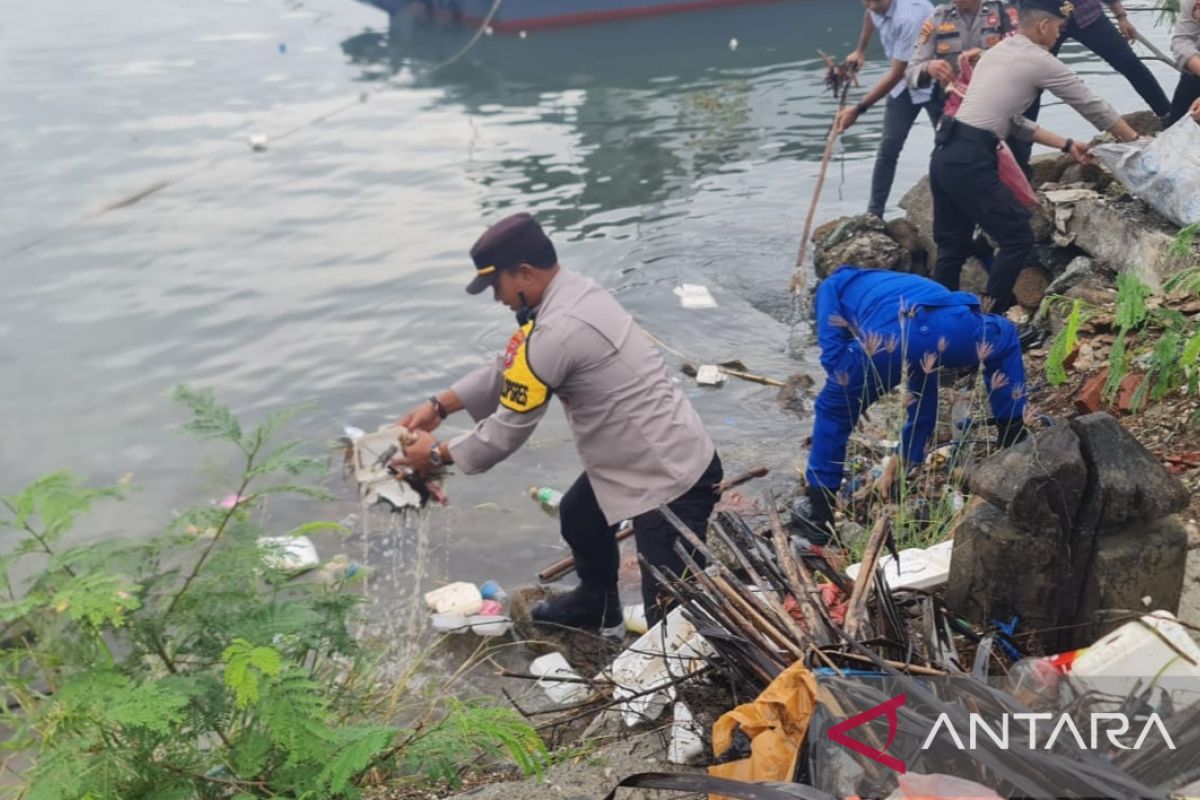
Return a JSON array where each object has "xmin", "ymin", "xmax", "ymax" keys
[
  {"xmin": 968, "ymin": 424, "xmax": 1088, "ymax": 534},
  {"xmin": 812, "ymin": 215, "xmax": 909, "ymax": 279},
  {"xmin": 1072, "ymin": 517, "xmax": 1188, "ymax": 647},
  {"xmin": 1069, "ymin": 412, "xmax": 1190, "ymax": 531},
  {"xmin": 946, "ymin": 501, "xmax": 1064, "ymax": 637},
  {"xmin": 1029, "ymin": 153, "xmax": 1070, "ymax": 189}
]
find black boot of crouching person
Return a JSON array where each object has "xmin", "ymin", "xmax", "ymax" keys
[
  {"xmin": 531, "ymin": 583, "xmax": 624, "ymax": 638},
  {"xmin": 994, "ymin": 416, "xmax": 1029, "ymax": 450}
]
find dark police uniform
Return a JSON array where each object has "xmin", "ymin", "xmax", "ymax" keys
[
  {"xmin": 928, "ymin": 0, "xmax": 1120, "ymax": 311},
  {"xmin": 905, "ymin": 0, "xmax": 1017, "ymax": 90}
]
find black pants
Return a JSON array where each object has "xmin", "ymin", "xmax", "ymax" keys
[
  {"xmin": 868, "ymin": 86, "xmax": 945, "ymax": 218},
  {"xmin": 558, "ymin": 453, "xmax": 722, "ymax": 625},
  {"xmin": 1011, "ymin": 12, "xmax": 1170, "ymax": 169},
  {"xmin": 1168, "ymin": 72, "xmax": 1200, "ymax": 127},
  {"xmin": 930, "ymin": 120, "xmax": 1034, "ymax": 311}
]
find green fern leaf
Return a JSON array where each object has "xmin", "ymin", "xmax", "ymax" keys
[
  {"xmin": 1114, "ymin": 273, "xmax": 1152, "ymax": 332},
  {"xmin": 222, "ymin": 639, "xmax": 283, "ymax": 708},
  {"xmin": 316, "ymin": 726, "xmax": 396, "ymax": 794},
  {"xmin": 173, "ymin": 385, "xmax": 243, "ymax": 443},
  {"xmin": 232, "ymin": 729, "xmax": 273, "ymax": 779},
  {"xmin": 1103, "ymin": 330, "xmax": 1129, "ymax": 402},
  {"xmin": 1046, "ymin": 299, "xmax": 1084, "ymax": 385}
]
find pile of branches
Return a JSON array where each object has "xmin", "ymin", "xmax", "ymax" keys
[{"xmin": 646, "ymin": 495, "xmax": 1198, "ymax": 799}]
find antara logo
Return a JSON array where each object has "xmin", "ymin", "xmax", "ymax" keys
[
  {"xmin": 921, "ymin": 712, "xmax": 1177, "ymax": 752},
  {"xmin": 827, "ymin": 693, "xmax": 908, "ymax": 773}
]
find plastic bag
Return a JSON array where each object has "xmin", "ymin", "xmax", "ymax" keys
[
  {"xmin": 944, "ymin": 53, "xmax": 1038, "ymax": 209},
  {"xmin": 1092, "ymin": 117, "xmax": 1200, "ymax": 226}
]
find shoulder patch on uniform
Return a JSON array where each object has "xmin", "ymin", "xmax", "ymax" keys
[
  {"xmin": 499, "ymin": 321, "xmax": 551, "ymax": 414},
  {"xmin": 1007, "ymin": 6, "xmax": 1019, "ymax": 23},
  {"xmin": 918, "ymin": 18, "xmax": 935, "ymax": 44}
]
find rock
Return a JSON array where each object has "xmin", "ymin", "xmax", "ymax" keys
[
  {"xmin": 1012, "ymin": 266, "xmax": 1050, "ymax": 309},
  {"xmin": 961, "ymin": 257, "xmax": 989, "ymax": 295},
  {"xmin": 776, "ymin": 373, "xmax": 814, "ymax": 417},
  {"xmin": 1058, "ymin": 162, "xmax": 1109, "ymax": 188},
  {"xmin": 899, "ymin": 176, "xmax": 936, "ymax": 262},
  {"xmin": 968, "ymin": 424, "xmax": 1088, "ymax": 533},
  {"xmin": 1069, "ymin": 412, "xmax": 1190, "ymax": 530},
  {"xmin": 1029, "ymin": 153, "xmax": 1070, "ymax": 188},
  {"xmin": 1045, "ymin": 256, "xmax": 1104, "ymax": 298},
  {"xmin": 885, "ymin": 218, "xmax": 929, "ymax": 275},
  {"xmin": 1071, "ymin": 516, "xmax": 1188, "ymax": 647},
  {"xmin": 1120, "ymin": 110, "xmax": 1163, "ymax": 138},
  {"xmin": 946, "ymin": 501, "xmax": 1064, "ymax": 637},
  {"xmin": 812, "ymin": 215, "xmax": 909, "ymax": 279}
]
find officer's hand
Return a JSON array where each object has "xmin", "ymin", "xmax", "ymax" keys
[
  {"xmin": 390, "ymin": 430, "xmax": 439, "ymax": 476},
  {"xmin": 926, "ymin": 60, "xmax": 955, "ymax": 85},
  {"xmin": 963, "ymin": 47, "xmax": 983, "ymax": 64},
  {"xmin": 844, "ymin": 50, "xmax": 866, "ymax": 71},
  {"xmin": 836, "ymin": 105, "xmax": 860, "ymax": 133},
  {"xmin": 1117, "ymin": 16, "xmax": 1138, "ymax": 42},
  {"xmin": 876, "ymin": 455, "xmax": 901, "ymax": 499},
  {"xmin": 1190, "ymin": 97, "xmax": 1200, "ymax": 123},
  {"xmin": 1067, "ymin": 139, "xmax": 1093, "ymax": 165},
  {"xmin": 396, "ymin": 400, "xmax": 442, "ymax": 433}
]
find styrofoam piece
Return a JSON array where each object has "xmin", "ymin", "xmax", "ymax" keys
[
  {"xmin": 349, "ymin": 425, "xmax": 424, "ymax": 510},
  {"xmin": 466, "ymin": 615, "xmax": 513, "ymax": 637},
  {"xmin": 529, "ymin": 652, "xmax": 590, "ymax": 705},
  {"xmin": 610, "ymin": 606, "xmax": 714, "ymax": 727},
  {"xmin": 695, "ymin": 365, "xmax": 727, "ymax": 386},
  {"xmin": 845, "ymin": 539, "xmax": 953, "ymax": 591},
  {"xmin": 1069, "ymin": 611, "xmax": 1200, "ymax": 711},
  {"xmin": 257, "ymin": 536, "xmax": 320, "ymax": 572},
  {"xmin": 673, "ymin": 283, "xmax": 718, "ymax": 310},
  {"xmin": 423, "ymin": 582, "xmax": 483, "ymax": 616},
  {"xmin": 430, "ymin": 613, "xmax": 469, "ymax": 633},
  {"xmin": 624, "ymin": 604, "xmax": 648, "ymax": 635},
  {"xmin": 668, "ymin": 702, "xmax": 705, "ymax": 765}
]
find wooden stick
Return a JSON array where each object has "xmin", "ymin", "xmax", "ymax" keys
[
  {"xmin": 765, "ymin": 490, "xmax": 832, "ymax": 646},
  {"xmin": 790, "ymin": 73, "xmax": 853, "ymax": 296},
  {"xmin": 719, "ymin": 368, "xmax": 787, "ymax": 388},
  {"xmin": 713, "ymin": 466, "xmax": 769, "ymax": 495},
  {"xmin": 537, "ymin": 523, "xmax": 633, "ymax": 583},
  {"xmin": 843, "ymin": 514, "xmax": 891, "ymax": 640}
]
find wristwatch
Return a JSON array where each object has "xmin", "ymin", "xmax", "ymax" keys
[
  {"xmin": 428, "ymin": 439, "xmax": 444, "ymax": 468},
  {"xmin": 428, "ymin": 395, "xmax": 448, "ymax": 419},
  {"xmin": 855, "ymin": 101, "xmax": 871, "ymax": 115},
  {"xmin": 1060, "ymin": 138, "xmax": 1074, "ymax": 154}
]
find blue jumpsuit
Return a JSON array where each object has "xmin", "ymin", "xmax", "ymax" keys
[{"xmin": 805, "ymin": 267, "xmax": 1027, "ymax": 493}]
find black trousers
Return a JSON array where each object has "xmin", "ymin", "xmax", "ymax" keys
[
  {"xmin": 1011, "ymin": 12, "xmax": 1170, "ymax": 169},
  {"xmin": 558, "ymin": 453, "xmax": 722, "ymax": 625},
  {"xmin": 868, "ymin": 86, "xmax": 945, "ymax": 218},
  {"xmin": 930, "ymin": 120, "xmax": 1034, "ymax": 311},
  {"xmin": 1167, "ymin": 72, "xmax": 1200, "ymax": 127}
]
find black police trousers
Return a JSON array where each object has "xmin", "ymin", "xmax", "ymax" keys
[
  {"xmin": 558, "ymin": 453, "xmax": 722, "ymax": 626},
  {"xmin": 929, "ymin": 119, "xmax": 1034, "ymax": 312}
]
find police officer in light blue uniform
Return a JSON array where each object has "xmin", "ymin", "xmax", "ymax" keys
[{"xmin": 800, "ymin": 266, "xmax": 1028, "ymax": 542}]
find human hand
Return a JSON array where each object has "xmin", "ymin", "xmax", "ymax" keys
[
  {"xmin": 1190, "ymin": 97, "xmax": 1200, "ymax": 122},
  {"xmin": 836, "ymin": 105, "xmax": 861, "ymax": 133},
  {"xmin": 844, "ymin": 50, "xmax": 866, "ymax": 71},
  {"xmin": 1117, "ymin": 16, "xmax": 1137, "ymax": 42},
  {"xmin": 876, "ymin": 454, "xmax": 901, "ymax": 499},
  {"xmin": 962, "ymin": 47, "xmax": 983, "ymax": 63},
  {"xmin": 1068, "ymin": 139, "xmax": 1092, "ymax": 165},
  {"xmin": 390, "ymin": 429, "xmax": 440, "ymax": 476},
  {"xmin": 926, "ymin": 60, "xmax": 955, "ymax": 85},
  {"xmin": 396, "ymin": 399, "xmax": 441, "ymax": 433}
]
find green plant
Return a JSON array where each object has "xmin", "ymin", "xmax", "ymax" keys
[
  {"xmin": 1045, "ymin": 299, "xmax": 1086, "ymax": 386},
  {"xmin": 0, "ymin": 387, "xmax": 545, "ymax": 799}
]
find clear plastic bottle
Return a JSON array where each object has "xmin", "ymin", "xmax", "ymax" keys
[{"xmin": 529, "ymin": 486, "xmax": 564, "ymax": 517}]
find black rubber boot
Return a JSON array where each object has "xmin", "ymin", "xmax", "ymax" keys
[
  {"xmin": 531, "ymin": 585, "xmax": 623, "ymax": 638},
  {"xmin": 995, "ymin": 417, "xmax": 1028, "ymax": 450},
  {"xmin": 790, "ymin": 486, "xmax": 836, "ymax": 546}
]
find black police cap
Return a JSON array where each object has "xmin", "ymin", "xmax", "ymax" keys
[
  {"xmin": 1019, "ymin": 0, "xmax": 1074, "ymax": 18},
  {"xmin": 466, "ymin": 213, "xmax": 558, "ymax": 295}
]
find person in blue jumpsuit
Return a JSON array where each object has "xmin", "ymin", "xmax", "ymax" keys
[{"xmin": 800, "ymin": 266, "xmax": 1028, "ymax": 542}]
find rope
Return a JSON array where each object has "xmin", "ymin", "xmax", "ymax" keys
[{"xmin": 430, "ymin": 0, "xmax": 504, "ymax": 72}]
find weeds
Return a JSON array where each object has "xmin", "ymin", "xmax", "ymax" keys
[{"xmin": 0, "ymin": 387, "xmax": 546, "ymax": 799}]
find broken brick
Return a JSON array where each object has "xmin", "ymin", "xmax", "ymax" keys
[{"xmin": 1073, "ymin": 370, "xmax": 1109, "ymax": 415}]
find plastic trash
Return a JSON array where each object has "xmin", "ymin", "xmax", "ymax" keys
[
  {"xmin": 884, "ymin": 772, "xmax": 1004, "ymax": 800},
  {"xmin": 695, "ymin": 365, "xmax": 727, "ymax": 386},
  {"xmin": 668, "ymin": 702, "xmax": 705, "ymax": 764},
  {"xmin": 313, "ymin": 554, "xmax": 366, "ymax": 584},
  {"xmin": 1069, "ymin": 611, "xmax": 1200, "ymax": 711},
  {"xmin": 347, "ymin": 425, "xmax": 427, "ymax": 511},
  {"xmin": 529, "ymin": 486, "xmax": 564, "ymax": 517},
  {"xmin": 610, "ymin": 606, "xmax": 714, "ymax": 727},
  {"xmin": 423, "ymin": 582, "xmax": 483, "ymax": 616},
  {"xmin": 623, "ymin": 604, "xmax": 648, "ymax": 635},
  {"xmin": 480, "ymin": 580, "xmax": 508, "ymax": 602},
  {"xmin": 257, "ymin": 536, "xmax": 319, "ymax": 572},
  {"xmin": 478, "ymin": 599, "xmax": 503, "ymax": 616},
  {"xmin": 1007, "ymin": 651, "xmax": 1082, "ymax": 708},
  {"xmin": 529, "ymin": 652, "xmax": 590, "ymax": 705},
  {"xmin": 248, "ymin": 133, "xmax": 268, "ymax": 152},
  {"xmin": 845, "ymin": 539, "xmax": 953, "ymax": 591},
  {"xmin": 673, "ymin": 284, "xmax": 718, "ymax": 310},
  {"xmin": 430, "ymin": 613, "xmax": 469, "ymax": 633},
  {"xmin": 1092, "ymin": 117, "xmax": 1200, "ymax": 226},
  {"xmin": 466, "ymin": 615, "xmax": 512, "ymax": 637}
]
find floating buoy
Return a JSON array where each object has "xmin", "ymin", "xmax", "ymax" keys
[{"xmin": 729, "ymin": 37, "xmax": 739, "ymax": 51}]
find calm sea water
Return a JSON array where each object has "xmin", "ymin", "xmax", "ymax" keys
[{"xmin": 1, "ymin": 0, "xmax": 1179, "ymax": 594}]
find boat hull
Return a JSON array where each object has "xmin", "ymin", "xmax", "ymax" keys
[{"xmin": 359, "ymin": 0, "xmax": 790, "ymax": 31}]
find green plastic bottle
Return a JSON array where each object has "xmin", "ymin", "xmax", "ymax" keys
[{"xmin": 529, "ymin": 486, "xmax": 564, "ymax": 517}]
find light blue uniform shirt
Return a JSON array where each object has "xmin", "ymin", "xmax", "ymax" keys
[{"xmin": 870, "ymin": 0, "xmax": 935, "ymax": 102}]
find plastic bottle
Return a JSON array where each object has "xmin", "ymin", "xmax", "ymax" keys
[
  {"xmin": 1007, "ymin": 650, "xmax": 1083, "ymax": 708},
  {"xmin": 529, "ymin": 486, "xmax": 564, "ymax": 517}
]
